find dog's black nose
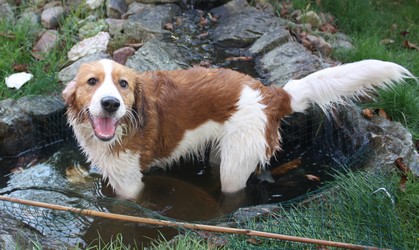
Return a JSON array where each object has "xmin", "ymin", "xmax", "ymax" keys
[{"xmin": 101, "ymin": 96, "xmax": 120, "ymax": 113}]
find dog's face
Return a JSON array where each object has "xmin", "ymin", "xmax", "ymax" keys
[{"xmin": 63, "ymin": 59, "xmax": 139, "ymax": 142}]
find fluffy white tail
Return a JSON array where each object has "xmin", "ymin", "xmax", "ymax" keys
[{"xmin": 283, "ymin": 59, "xmax": 415, "ymax": 113}]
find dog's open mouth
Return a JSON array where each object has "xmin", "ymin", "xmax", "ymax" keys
[{"xmin": 89, "ymin": 115, "xmax": 119, "ymax": 141}]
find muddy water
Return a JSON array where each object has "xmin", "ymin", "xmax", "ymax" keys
[{"xmin": 0, "ymin": 107, "xmax": 368, "ymax": 247}]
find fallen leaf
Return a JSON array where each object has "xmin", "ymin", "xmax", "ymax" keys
[
  {"xmin": 10, "ymin": 167, "xmax": 24, "ymax": 174},
  {"xmin": 125, "ymin": 42, "xmax": 143, "ymax": 49},
  {"xmin": 403, "ymin": 40, "xmax": 419, "ymax": 50},
  {"xmin": 306, "ymin": 174, "xmax": 321, "ymax": 182},
  {"xmin": 362, "ymin": 108, "xmax": 374, "ymax": 119},
  {"xmin": 196, "ymin": 32, "xmax": 209, "ymax": 39},
  {"xmin": 199, "ymin": 16, "xmax": 208, "ymax": 27},
  {"xmin": 380, "ymin": 38, "xmax": 395, "ymax": 45},
  {"xmin": 163, "ymin": 22, "xmax": 173, "ymax": 31},
  {"xmin": 271, "ymin": 158, "xmax": 302, "ymax": 176},
  {"xmin": 394, "ymin": 157, "xmax": 409, "ymax": 174},
  {"xmin": 13, "ymin": 63, "xmax": 28, "ymax": 72},
  {"xmin": 320, "ymin": 23, "xmax": 337, "ymax": 33},
  {"xmin": 378, "ymin": 109, "xmax": 391, "ymax": 120},
  {"xmin": 400, "ymin": 31, "xmax": 409, "ymax": 38},
  {"xmin": 225, "ymin": 56, "xmax": 253, "ymax": 62},
  {"xmin": 400, "ymin": 174, "xmax": 407, "ymax": 192},
  {"xmin": 247, "ymin": 237, "xmax": 262, "ymax": 246},
  {"xmin": 197, "ymin": 231, "xmax": 228, "ymax": 248},
  {"xmin": 394, "ymin": 157, "xmax": 410, "ymax": 192}
]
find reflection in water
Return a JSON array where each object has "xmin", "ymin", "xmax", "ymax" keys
[{"xmin": 0, "ymin": 108, "xmax": 367, "ymax": 247}]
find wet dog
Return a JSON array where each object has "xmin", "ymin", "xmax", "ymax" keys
[{"xmin": 63, "ymin": 59, "xmax": 413, "ymax": 199}]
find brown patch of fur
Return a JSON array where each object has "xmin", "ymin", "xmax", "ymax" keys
[{"xmin": 64, "ymin": 62, "xmax": 293, "ymax": 171}]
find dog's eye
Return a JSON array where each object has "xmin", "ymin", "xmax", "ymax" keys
[
  {"xmin": 119, "ymin": 79, "xmax": 128, "ymax": 88},
  {"xmin": 87, "ymin": 78, "xmax": 97, "ymax": 86}
]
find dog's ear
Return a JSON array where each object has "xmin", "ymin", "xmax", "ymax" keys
[
  {"xmin": 62, "ymin": 79, "xmax": 76, "ymax": 105},
  {"xmin": 133, "ymin": 77, "xmax": 148, "ymax": 129}
]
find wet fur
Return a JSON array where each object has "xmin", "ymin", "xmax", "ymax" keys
[{"xmin": 63, "ymin": 59, "xmax": 414, "ymax": 199}]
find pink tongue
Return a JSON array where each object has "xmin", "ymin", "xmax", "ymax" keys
[{"xmin": 92, "ymin": 117, "xmax": 117, "ymax": 139}]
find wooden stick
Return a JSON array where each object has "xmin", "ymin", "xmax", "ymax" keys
[{"xmin": 0, "ymin": 195, "xmax": 384, "ymax": 250}]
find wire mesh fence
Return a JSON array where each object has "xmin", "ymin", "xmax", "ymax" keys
[{"xmin": 0, "ymin": 101, "xmax": 399, "ymax": 249}]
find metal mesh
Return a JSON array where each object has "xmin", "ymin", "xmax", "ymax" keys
[{"xmin": 0, "ymin": 102, "xmax": 388, "ymax": 249}]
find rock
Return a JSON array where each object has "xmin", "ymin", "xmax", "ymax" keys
[
  {"xmin": 257, "ymin": 42, "xmax": 323, "ymax": 87},
  {"xmin": 0, "ymin": 95, "xmax": 68, "ymax": 157},
  {"xmin": 122, "ymin": 2, "xmax": 148, "ymax": 19},
  {"xmin": 78, "ymin": 19, "xmax": 109, "ymax": 39},
  {"xmin": 106, "ymin": 18, "xmax": 126, "ymax": 36},
  {"xmin": 0, "ymin": 3, "xmax": 14, "ymax": 23},
  {"xmin": 330, "ymin": 32, "xmax": 354, "ymax": 51},
  {"xmin": 43, "ymin": 1, "xmax": 62, "ymax": 9},
  {"xmin": 86, "ymin": 0, "xmax": 105, "ymax": 10},
  {"xmin": 0, "ymin": 99, "xmax": 33, "ymax": 157},
  {"xmin": 58, "ymin": 51, "xmax": 111, "ymax": 83},
  {"xmin": 67, "ymin": 31, "xmax": 110, "ymax": 61},
  {"xmin": 113, "ymin": 46, "xmax": 136, "ymax": 65},
  {"xmin": 248, "ymin": 27, "xmax": 291, "ymax": 55},
  {"xmin": 138, "ymin": 0, "xmax": 177, "ymax": 3},
  {"xmin": 106, "ymin": 0, "xmax": 128, "ymax": 18},
  {"xmin": 41, "ymin": 6, "xmax": 65, "ymax": 29},
  {"xmin": 210, "ymin": 0, "xmax": 281, "ymax": 48},
  {"xmin": 16, "ymin": 96, "xmax": 65, "ymax": 117},
  {"xmin": 126, "ymin": 39, "xmax": 189, "ymax": 72},
  {"xmin": 123, "ymin": 4, "xmax": 180, "ymax": 42},
  {"xmin": 17, "ymin": 11, "xmax": 40, "ymax": 26},
  {"xmin": 296, "ymin": 10, "xmax": 322, "ymax": 28},
  {"xmin": 32, "ymin": 30, "xmax": 59, "ymax": 60}
]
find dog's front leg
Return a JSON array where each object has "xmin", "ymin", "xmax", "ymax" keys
[{"xmin": 100, "ymin": 152, "xmax": 144, "ymax": 200}]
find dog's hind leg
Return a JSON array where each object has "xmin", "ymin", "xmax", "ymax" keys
[{"xmin": 218, "ymin": 86, "xmax": 269, "ymax": 193}]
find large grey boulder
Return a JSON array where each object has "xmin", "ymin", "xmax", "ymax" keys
[
  {"xmin": 0, "ymin": 96, "xmax": 66, "ymax": 157},
  {"xmin": 210, "ymin": 0, "xmax": 281, "ymax": 48},
  {"xmin": 58, "ymin": 51, "xmax": 111, "ymax": 83},
  {"xmin": 123, "ymin": 4, "xmax": 180, "ymax": 42},
  {"xmin": 126, "ymin": 39, "xmax": 190, "ymax": 72},
  {"xmin": 257, "ymin": 42, "xmax": 323, "ymax": 86}
]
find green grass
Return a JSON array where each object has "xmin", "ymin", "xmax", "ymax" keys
[
  {"xmin": 293, "ymin": 0, "xmax": 419, "ymax": 139},
  {"xmin": 224, "ymin": 171, "xmax": 416, "ymax": 249},
  {"xmin": 0, "ymin": 3, "xmax": 97, "ymax": 100}
]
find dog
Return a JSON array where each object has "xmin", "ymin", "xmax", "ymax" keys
[{"xmin": 62, "ymin": 59, "xmax": 413, "ymax": 200}]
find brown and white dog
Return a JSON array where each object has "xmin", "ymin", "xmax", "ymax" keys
[{"xmin": 62, "ymin": 59, "xmax": 413, "ymax": 199}]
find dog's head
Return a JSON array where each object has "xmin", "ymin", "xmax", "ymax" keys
[{"xmin": 63, "ymin": 59, "xmax": 144, "ymax": 142}]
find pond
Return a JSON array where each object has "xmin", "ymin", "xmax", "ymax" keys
[{"xmin": 0, "ymin": 107, "xmax": 368, "ymax": 248}]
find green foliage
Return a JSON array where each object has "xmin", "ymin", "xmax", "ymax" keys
[
  {"xmin": 294, "ymin": 0, "xmax": 419, "ymax": 139},
  {"xmin": 0, "ymin": 2, "xmax": 101, "ymax": 100}
]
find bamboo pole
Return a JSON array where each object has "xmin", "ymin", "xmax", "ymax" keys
[{"xmin": 0, "ymin": 195, "xmax": 385, "ymax": 250}]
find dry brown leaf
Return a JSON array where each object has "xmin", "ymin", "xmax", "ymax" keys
[
  {"xmin": 403, "ymin": 40, "xmax": 419, "ymax": 50},
  {"xmin": 320, "ymin": 23, "xmax": 337, "ymax": 33},
  {"xmin": 163, "ymin": 22, "xmax": 173, "ymax": 31},
  {"xmin": 246, "ymin": 237, "xmax": 262, "ymax": 246},
  {"xmin": 380, "ymin": 38, "xmax": 395, "ymax": 45},
  {"xmin": 362, "ymin": 108, "xmax": 374, "ymax": 119},
  {"xmin": 378, "ymin": 109, "xmax": 391, "ymax": 120},
  {"xmin": 13, "ymin": 63, "xmax": 29, "ymax": 72},
  {"xmin": 225, "ymin": 56, "xmax": 253, "ymax": 62},
  {"xmin": 271, "ymin": 158, "xmax": 302, "ymax": 176},
  {"xmin": 10, "ymin": 167, "xmax": 24, "ymax": 174},
  {"xmin": 394, "ymin": 157, "xmax": 410, "ymax": 192},
  {"xmin": 306, "ymin": 174, "xmax": 321, "ymax": 182}
]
